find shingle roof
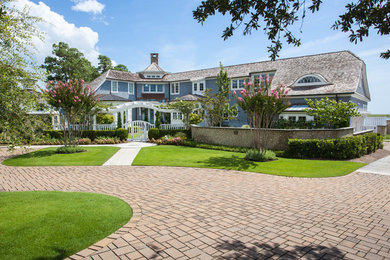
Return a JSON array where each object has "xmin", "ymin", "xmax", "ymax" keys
[
  {"xmin": 175, "ymin": 94, "xmax": 204, "ymax": 101},
  {"xmin": 165, "ymin": 51, "xmax": 367, "ymax": 97},
  {"xmin": 141, "ymin": 62, "xmax": 166, "ymax": 73},
  {"xmin": 89, "ymin": 51, "xmax": 369, "ymax": 98},
  {"xmin": 99, "ymin": 94, "xmax": 129, "ymax": 101}
]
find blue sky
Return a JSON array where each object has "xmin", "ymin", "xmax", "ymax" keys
[{"xmin": 16, "ymin": 0, "xmax": 390, "ymax": 113}]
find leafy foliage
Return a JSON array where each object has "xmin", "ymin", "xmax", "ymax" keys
[
  {"xmin": 285, "ymin": 133, "xmax": 383, "ymax": 159},
  {"xmin": 96, "ymin": 113, "xmax": 114, "ymax": 124},
  {"xmin": 44, "ymin": 79, "xmax": 101, "ymax": 146},
  {"xmin": 245, "ymin": 149, "xmax": 276, "ymax": 162},
  {"xmin": 56, "ymin": 146, "xmax": 86, "ymax": 154},
  {"xmin": 233, "ymin": 75, "xmax": 289, "ymax": 152},
  {"xmin": 193, "ymin": 0, "xmax": 390, "ymax": 60},
  {"xmin": 200, "ymin": 63, "xmax": 237, "ymax": 126},
  {"xmin": 42, "ymin": 42, "xmax": 99, "ymax": 82},
  {"xmin": 189, "ymin": 113, "xmax": 203, "ymax": 125},
  {"xmin": 0, "ymin": 0, "xmax": 46, "ymax": 148},
  {"xmin": 113, "ymin": 64, "xmax": 129, "ymax": 72},
  {"xmin": 305, "ymin": 98, "xmax": 360, "ymax": 129},
  {"xmin": 163, "ymin": 101, "xmax": 199, "ymax": 128},
  {"xmin": 97, "ymin": 54, "xmax": 112, "ymax": 74}
]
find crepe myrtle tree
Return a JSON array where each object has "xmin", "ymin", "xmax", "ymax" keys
[
  {"xmin": 233, "ymin": 75, "xmax": 289, "ymax": 152},
  {"xmin": 44, "ymin": 79, "xmax": 101, "ymax": 146}
]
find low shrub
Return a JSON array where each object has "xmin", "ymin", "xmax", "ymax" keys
[
  {"xmin": 55, "ymin": 146, "xmax": 86, "ymax": 154},
  {"xmin": 151, "ymin": 136, "xmax": 184, "ymax": 145},
  {"xmin": 31, "ymin": 138, "xmax": 64, "ymax": 145},
  {"xmin": 75, "ymin": 138, "xmax": 92, "ymax": 145},
  {"xmin": 45, "ymin": 129, "xmax": 128, "ymax": 141},
  {"xmin": 93, "ymin": 136, "xmax": 119, "ymax": 144},
  {"xmin": 148, "ymin": 128, "xmax": 191, "ymax": 140},
  {"xmin": 182, "ymin": 140, "xmax": 249, "ymax": 153},
  {"xmin": 285, "ymin": 133, "xmax": 383, "ymax": 159},
  {"xmin": 245, "ymin": 150, "xmax": 276, "ymax": 162},
  {"xmin": 273, "ymin": 118, "xmax": 319, "ymax": 129}
]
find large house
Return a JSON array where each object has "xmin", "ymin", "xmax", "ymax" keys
[{"xmin": 88, "ymin": 51, "xmax": 370, "ymax": 127}]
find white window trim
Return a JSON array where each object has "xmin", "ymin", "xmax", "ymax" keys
[
  {"xmin": 142, "ymin": 84, "xmax": 165, "ymax": 93},
  {"xmin": 111, "ymin": 81, "xmax": 118, "ymax": 93},
  {"xmin": 294, "ymin": 74, "xmax": 327, "ymax": 86},
  {"xmin": 231, "ymin": 78, "xmax": 246, "ymax": 90},
  {"xmin": 128, "ymin": 82, "xmax": 134, "ymax": 95},
  {"xmin": 192, "ymin": 80, "xmax": 206, "ymax": 95},
  {"xmin": 170, "ymin": 82, "xmax": 180, "ymax": 95}
]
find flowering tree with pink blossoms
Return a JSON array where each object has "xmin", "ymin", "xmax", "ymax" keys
[
  {"xmin": 44, "ymin": 79, "xmax": 100, "ymax": 146},
  {"xmin": 233, "ymin": 75, "xmax": 289, "ymax": 152}
]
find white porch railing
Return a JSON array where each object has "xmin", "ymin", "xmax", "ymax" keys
[
  {"xmin": 94, "ymin": 124, "xmax": 116, "ymax": 130},
  {"xmin": 363, "ymin": 117, "xmax": 388, "ymax": 133},
  {"xmin": 160, "ymin": 124, "xmax": 186, "ymax": 130}
]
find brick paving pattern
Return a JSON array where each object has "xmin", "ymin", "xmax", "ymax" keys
[{"xmin": 1, "ymin": 149, "xmax": 390, "ymax": 259}]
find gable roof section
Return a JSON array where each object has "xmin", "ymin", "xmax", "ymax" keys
[
  {"xmin": 141, "ymin": 62, "xmax": 166, "ymax": 73},
  {"xmin": 99, "ymin": 94, "xmax": 129, "ymax": 101},
  {"xmin": 87, "ymin": 70, "xmax": 109, "ymax": 90}
]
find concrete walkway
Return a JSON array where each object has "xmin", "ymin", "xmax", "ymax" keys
[
  {"xmin": 103, "ymin": 142, "xmax": 156, "ymax": 166},
  {"xmin": 358, "ymin": 155, "xmax": 390, "ymax": 176}
]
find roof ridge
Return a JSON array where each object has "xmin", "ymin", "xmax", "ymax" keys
[{"xmin": 169, "ymin": 50, "xmax": 358, "ymax": 75}]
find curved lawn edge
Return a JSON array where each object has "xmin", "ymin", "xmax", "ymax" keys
[
  {"xmin": 0, "ymin": 190, "xmax": 141, "ymax": 260},
  {"xmin": 70, "ymin": 197, "xmax": 143, "ymax": 259},
  {"xmin": 132, "ymin": 146, "xmax": 366, "ymax": 178},
  {"xmin": 1, "ymin": 146, "xmax": 120, "ymax": 166}
]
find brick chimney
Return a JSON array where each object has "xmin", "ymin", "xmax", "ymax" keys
[{"xmin": 150, "ymin": 53, "xmax": 159, "ymax": 64}]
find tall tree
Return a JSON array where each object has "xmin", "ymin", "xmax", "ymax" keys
[
  {"xmin": 200, "ymin": 63, "xmax": 237, "ymax": 127},
  {"xmin": 97, "ymin": 54, "xmax": 112, "ymax": 73},
  {"xmin": 193, "ymin": 0, "xmax": 390, "ymax": 60},
  {"xmin": 42, "ymin": 42, "xmax": 98, "ymax": 82},
  {"xmin": 0, "ymin": 0, "xmax": 45, "ymax": 147},
  {"xmin": 113, "ymin": 64, "xmax": 129, "ymax": 72}
]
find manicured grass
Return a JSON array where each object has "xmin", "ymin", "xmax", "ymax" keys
[
  {"xmin": 0, "ymin": 191, "xmax": 132, "ymax": 260},
  {"xmin": 133, "ymin": 145, "xmax": 366, "ymax": 178},
  {"xmin": 2, "ymin": 146, "xmax": 120, "ymax": 166},
  {"xmin": 385, "ymin": 134, "xmax": 390, "ymax": 140}
]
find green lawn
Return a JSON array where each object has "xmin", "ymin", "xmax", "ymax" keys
[
  {"xmin": 0, "ymin": 191, "xmax": 132, "ymax": 260},
  {"xmin": 133, "ymin": 146, "xmax": 366, "ymax": 178},
  {"xmin": 2, "ymin": 146, "xmax": 120, "ymax": 166},
  {"xmin": 385, "ymin": 134, "xmax": 390, "ymax": 140}
]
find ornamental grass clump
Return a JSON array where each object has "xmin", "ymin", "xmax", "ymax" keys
[{"xmin": 245, "ymin": 149, "xmax": 276, "ymax": 162}]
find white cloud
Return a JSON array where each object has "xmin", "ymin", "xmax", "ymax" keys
[
  {"xmin": 12, "ymin": 0, "xmax": 100, "ymax": 66},
  {"xmin": 357, "ymin": 46, "xmax": 390, "ymax": 58},
  {"xmin": 71, "ymin": 0, "xmax": 105, "ymax": 15}
]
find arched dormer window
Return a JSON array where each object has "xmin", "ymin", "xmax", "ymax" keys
[{"xmin": 295, "ymin": 74, "xmax": 327, "ymax": 86}]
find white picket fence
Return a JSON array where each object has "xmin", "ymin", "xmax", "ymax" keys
[
  {"xmin": 363, "ymin": 117, "xmax": 388, "ymax": 133},
  {"xmin": 94, "ymin": 124, "xmax": 116, "ymax": 130},
  {"xmin": 131, "ymin": 121, "xmax": 155, "ymax": 141},
  {"xmin": 160, "ymin": 124, "xmax": 186, "ymax": 130}
]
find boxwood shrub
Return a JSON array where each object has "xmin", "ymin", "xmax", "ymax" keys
[
  {"xmin": 148, "ymin": 128, "xmax": 191, "ymax": 140},
  {"xmin": 285, "ymin": 133, "xmax": 383, "ymax": 159},
  {"xmin": 45, "ymin": 128, "xmax": 128, "ymax": 141}
]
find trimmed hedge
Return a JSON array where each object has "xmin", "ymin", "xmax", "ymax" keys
[
  {"xmin": 148, "ymin": 128, "xmax": 191, "ymax": 140},
  {"xmin": 285, "ymin": 133, "xmax": 383, "ymax": 159},
  {"xmin": 45, "ymin": 128, "xmax": 128, "ymax": 141}
]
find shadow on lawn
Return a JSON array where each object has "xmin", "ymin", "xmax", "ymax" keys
[
  {"xmin": 198, "ymin": 155, "xmax": 256, "ymax": 171},
  {"xmin": 16, "ymin": 150, "xmax": 55, "ymax": 159},
  {"xmin": 34, "ymin": 247, "xmax": 68, "ymax": 260},
  {"xmin": 216, "ymin": 240, "xmax": 344, "ymax": 259}
]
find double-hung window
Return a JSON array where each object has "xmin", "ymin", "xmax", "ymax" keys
[
  {"xmin": 170, "ymin": 82, "xmax": 180, "ymax": 95},
  {"xmin": 143, "ymin": 84, "xmax": 164, "ymax": 93},
  {"xmin": 231, "ymin": 79, "xmax": 246, "ymax": 90},
  {"xmin": 128, "ymin": 82, "xmax": 134, "ymax": 95},
  {"xmin": 111, "ymin": 81, "xmax": 118, "ymax": 93},
  {"xmin": 192, "ymin": 80, "xmax": 206, "ymax": 95},
  {"xmin": 252, "ymin": 73, "xmax": 275, "ymax": 87}
]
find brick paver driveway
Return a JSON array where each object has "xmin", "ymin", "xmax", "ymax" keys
[{"xmin": 1, "ymin": 150, "xmax": 390, "ymax": 260}]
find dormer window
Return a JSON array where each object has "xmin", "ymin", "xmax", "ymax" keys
[
  {"xmin": 145, "ymin": 74, "xmax": 162, "ymax": 79},
  {"xmin": 295, "ymin": 74, "xmax": 327, "ymax": 86}
]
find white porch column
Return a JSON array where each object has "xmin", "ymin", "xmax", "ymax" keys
[
  {"xmin": 113, "ymin": 112, "xmax": 118, "ymax": 127},
  {"xmin": 128, "ymin": 108, "xmax": 132, "ymax": 123},
  {"xmin": 93, "ymin": 115, "xmax": 97, "ymax": 130}
]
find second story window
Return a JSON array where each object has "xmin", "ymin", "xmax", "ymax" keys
[
  {"xmin": 128, "ymin": 82, "xmax": 134, "ymax": 95},
  {"xmin": 111, "ymin": 81, "xmax": 118, "ymax": 93},
  {"xmin": 170, "ymin": 83, "xmax": 180, "ymax": 95},
  {"xmin": 192, "ymin": 80, "xmax": 206, "ymax": 95},
  {"xmin": 143, "ymin": 84, "xmax": 164, "ymax": 93},
  {"xmin": 231, "ymin": 79, "xmax": 247, "ymax": 90}
]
